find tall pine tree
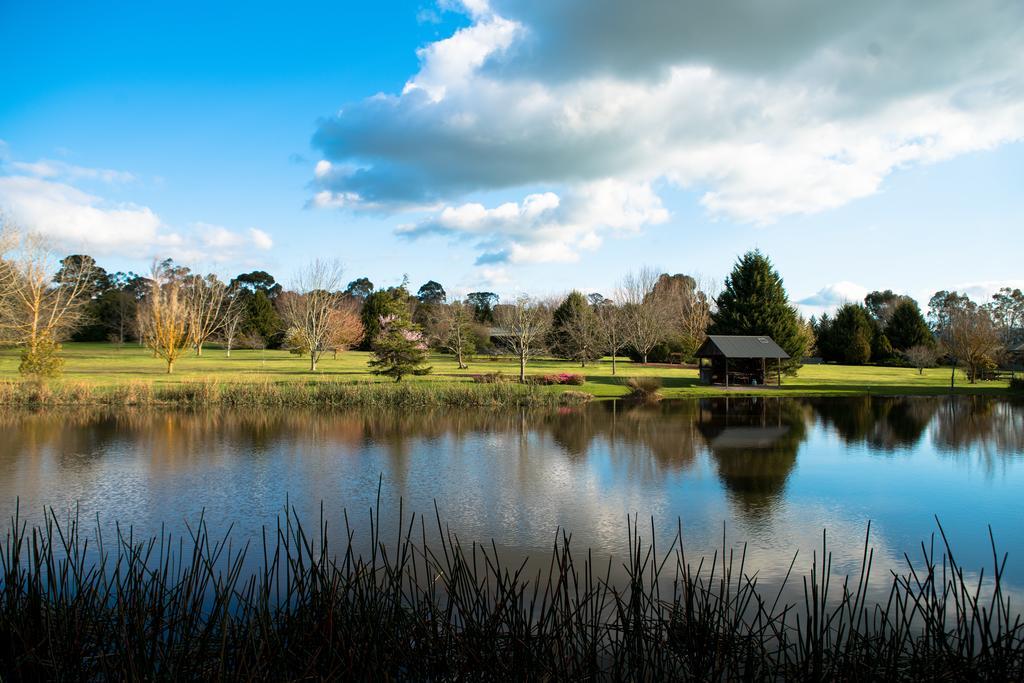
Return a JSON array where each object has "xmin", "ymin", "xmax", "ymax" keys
[{"xmin": 711, "ymin": 250, "xmax": 807, "ymax": 371}]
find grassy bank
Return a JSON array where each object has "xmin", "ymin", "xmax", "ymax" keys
[
  {"xmin": 0, "ymin": 377, "xmax": 592, "ymax": 408},
  {"xmin": 1, "ymin": 504, "xmax": 1019, "ymax": 680},
  {"xmin": 0, "ymin": 342, "xmax": 1015, "ymax": 403}
]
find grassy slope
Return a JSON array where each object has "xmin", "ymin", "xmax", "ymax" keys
[{"xmin": 0, "ymin": 342, "xmax": 1012, "ymax": 398}]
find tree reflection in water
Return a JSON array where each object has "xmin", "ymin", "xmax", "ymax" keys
[{"xmin": 696, "ymin": 397, "xmax": 808, "ymax": 522}]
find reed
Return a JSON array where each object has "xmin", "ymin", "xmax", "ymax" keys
[
  {"xmin": 624, "ymin": 376, "xmax": 664, "ymax": 402},
  {"xmin": 0, "ymin": 379, "xmax": 591, "ymax": 408},
  {"xmin": 0, "ymin": 499, "xmax": 1020, "ymax": 680}
]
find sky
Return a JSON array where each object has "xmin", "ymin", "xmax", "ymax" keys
[{"xmin": 1, "ymin": 0, "xmax": 1022, "ymax": 314}]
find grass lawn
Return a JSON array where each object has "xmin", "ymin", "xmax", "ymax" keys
[{"xmin": 0, "ymin": 342, "xmax": 1013, "ymax": 399}]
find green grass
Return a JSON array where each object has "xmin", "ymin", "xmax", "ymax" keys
[{"xmin": 0, "ymin": 341, "xmax": 1014, "ymax": 399}]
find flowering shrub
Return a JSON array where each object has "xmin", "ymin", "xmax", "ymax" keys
[{"xmin": 531, "ymin": 373, "xmax": 585, "ymax": 386}]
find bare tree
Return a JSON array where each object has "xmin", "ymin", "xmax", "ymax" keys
[
  {"xmin": 435, "ymin": 300, "xmax": 476, "ymax": 368},
  {"xmin": 183, "ymin": 273, "xmax": 227, "ymax": 356},
  {"xmin": 494, "ymin": 296, "xmax": 551, "ymax": 382},
  {"xmin": 328, "ymin": 303, "xmax": 364, "ymax": 359},
  {"xmin": 138, "ymin": 261, "xmax": 190, "ymax": 374},
  {"xmin": 593, "ymin": 298, "xmax": 627, "ymax": 375},
  {"xmin": 942, "ymin": 307, "xmax": 1002, "ymax": 385},
  {"xmin": 220, "ymin": 293, "xmax": 246, "ymax": 357},
  {"xmin": 903, "ymin": 344, "xmax": 938, "ymax": 375},
  {"xmin": 278, "ymin": 259, "xmax": 346, "ymax": 372},
  {"xmin": 0, "ymin": 226, "xmax": 96, "ymax": 376},
  {"xmin": 618, "ymin": 267, "xmax": 663, "ymax": 364}
]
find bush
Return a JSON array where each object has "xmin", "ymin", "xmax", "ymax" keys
[
  {"xmin": 1011, "ymin": 377, "xmax": 1024, "ymax": 391},
  {"xmin": 471, "ymin": 372, "xmax": 508, "ymax": 384},
  {"xmin": 530, "ymin": 373, "xmax": 585, "ymax": 386},
  {"xmin": 624, "ymin": 376, "xmax": 663, "ymax": 402}
]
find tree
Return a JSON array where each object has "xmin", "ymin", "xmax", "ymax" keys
[
  {"xmin": 864, "ymin": 290, "xmax": 905, "ymax": 326},
  {"xmin": 368, "ymin": 314, "xmax": 432, "ymax": 381},
  {"xmin": 466, "ymin": 291, "xmax": 499, "ymax": 323},
  {"xmin": 435, "ymin": 300, "xmax": 476, "ymax": 368},
  {"xmin": 245, "ymin": 290, "xmax": 283, "ymax": 347},
  {"xmin": 360, "ymin": 285, "xmax": 412, "ymax": 349},
  {"xmin": 886, "ymin": 299, "xmax": 933, "ymax": 351},
  {"xmin": 328, "ymin": 304, "xmax": 364, "ymax": 359},
  {"xmin": 277, "ymin": 260, "xmax": 346, "ymax": 372},
  {"xmin": 835, "ymin": 304, "xmax": 873, "ymax": 364},
  {"xmin": 650, "ymin": 272, "xmax": 715, "ymax": 361},
  {"xmin": 710, "ymin": 251, "xmax": 807, "ymax": 370},
  {"xmin": 138, "ymin": 261, "xmax": 190, "ymax": 374},
  {"xmin": 416, "ymin": 280, "xmax": 446, "ymax": 305},
  {"xmin": 903, "ymin": 344, "xmax": 938, "ymax": 375},
  {"xmin": 942, "ymin": 306, "xmax": 1002, "ymax": 384},
  {"xmin": 548, "ymin": 291, "xmax": 600, "ymax": 366},
  {"xmin": 230, "ymin": 270, "xmax": 282, "ymax": 299},
  {"xmin": 182, "ymin": 273, "xmax": 227, "ymax": 356},
  {"xmin": 618, "ymin": 267, "xmax": 664, "ymax": 364},
  {"xmin": 343, "ymin": 277, "xmax": 374, "ymax": 301},
  {"xmin": 987, "ymin": 287, "xmax": 1024, "ymax": 346},
  {"xmin": 593, "ymin": 297, "xmax": 627, "ymax": 375},
  {"xmin": 220, "ymin": 292, "xmax": 246, "ymax": 357},
  {"xmin": 494, "ymin": 296, "xmax": 551, "ymax": 382},
  {"xmin": 928, "ymin": 290, "xmax": 972, "ymax": 335},
  {"xmin": 0, "ymin": 227, "xmax": 97, "ymax": 377}
]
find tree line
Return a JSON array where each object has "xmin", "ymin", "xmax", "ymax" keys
[{"xmin": 2, "ymin": 218, "xmax": 1020, "ymax": 384}]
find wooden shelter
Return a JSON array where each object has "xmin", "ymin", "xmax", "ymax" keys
[{"xmin": 694, "ymin": 335, "xmax": 790, "ymax": 387}]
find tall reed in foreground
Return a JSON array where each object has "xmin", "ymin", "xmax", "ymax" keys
[{"xmin": 1, "ymin": 499, "xmax": 1020, "ymax": 680}]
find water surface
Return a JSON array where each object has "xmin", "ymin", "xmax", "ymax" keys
[{"xmin": 2, "ymin": 396, "xmax": 1022, "ymax": 592}]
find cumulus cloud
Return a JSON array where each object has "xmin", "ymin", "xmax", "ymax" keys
[
  {"xmin": 311, "ymin": 0, "xmax": 1024, "ymax": 262},
  {"xmin": 0, "ymin": 156, "xmax": 272, "ymax": 264},
  {"xmin": 796, "ymin": 281, "xmax": 869, "ymax": 317},
  {"xmin": 397, "ymin": 179, "xmax": 667, "ymax": 264}
]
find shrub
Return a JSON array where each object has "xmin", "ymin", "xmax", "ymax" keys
[
  {"xmin": 1011, "ymin": 377, "xmax": 1024, "ymax": 391},
  {"xmin": 530, "ymin": 373, "xmax": 585, "ymax": 386},
  {"xmin": 471, "ymin": 371, "xmax": 508, "ymax": 384},
  {"xmin": 624, "ymin": 376, "xmax": 662, "ymax": 402},
  {"xmin": 559, "ymin": 390, "xmax": 593, "ymax": 404}
]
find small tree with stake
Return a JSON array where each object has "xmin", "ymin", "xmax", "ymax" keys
[{"xmin": 369, "ymin": 314, "xmax": 432, "ymax": 382}]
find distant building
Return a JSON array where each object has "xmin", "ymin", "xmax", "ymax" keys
[{"xmin": 694, "ymin": 335, "xmax": 789, "ymax": 387}]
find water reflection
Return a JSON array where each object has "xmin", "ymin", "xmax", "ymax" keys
[
  {"xmin": 696, "ymin": 397, "xmax": 807, "ymax": 521},
  {"xmin": 1, "ymin": 396, "xmax": 1022, "ymax": 590}
]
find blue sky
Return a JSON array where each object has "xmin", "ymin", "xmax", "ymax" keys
[{"xmin": 1, "ymin": 0, "xmax": 1021, "ymax": 312}]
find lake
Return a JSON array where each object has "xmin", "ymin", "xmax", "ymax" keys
[{"xmin": 2, "ymin": 395, "xmax": 1022, "ymax": 595}]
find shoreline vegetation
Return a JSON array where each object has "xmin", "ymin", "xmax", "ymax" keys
[
  {"xmin": 1, "ymin": 502, "xmax": 1020, "ymax": 679},
  {"xmin": 0, "ymin": 343, "xmax": 1017, "ymax": 407}
]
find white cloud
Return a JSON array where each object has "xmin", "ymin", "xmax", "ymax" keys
[
  {"xmin": 8, "ymin": 159, "xmax": 136, "ymax": 184},
  {"xmin": 311, "ymin": 0, "xmax": 1024, "ymax": 263},
  {"xmin": 398, "ymin": 179, "xmax": 667, "ymax": 264},
  {"xmin": 796, "ymin": 281, "xmax": 869, "ymax": 317},
  {"xmin": 0, "ymin": 159, "xmax": 273, "ymax": 265}
]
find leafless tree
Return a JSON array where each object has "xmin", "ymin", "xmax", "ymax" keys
[
  {"xmin": 138, "ymin": 261, "xmax": 190, "ymax": 374},
  {"xmin": 328, "ymin": 303, "xmax": 364, "ymax": 359},
  {"xmin": 942, "ymin": 307, "xmax": 1002, "ymax": 385},
  {"xmin": 617, "ymin": 267, "xmax": 663, "ymax": 364},
  {"xmin": 494, "ymin": 295, "xmax": 551, "ymax": 382},
  {"xmin": 278, "ymin": 259, "xmax": 346, "ymax": 371},
  {"xmin": 183, "ymin": 273, "xmax": 227, "ymax": 356},
  {"xmin": 593, "ymin": 298, "xmax": 627, "ymax": 375},
  {"xmin": 435, "ymin": 300, "xmax": 476, "ymax": 369},
  {"xmin": 903, "ymin": 344, "xmax": 938, "ymax": 375},
  {"xmin": 0, "ymin": 225, "xmax": 96, "ymax": 376},
  {"xmin": 220, "ymin": 293, "xmax": 246, "ymax": 357}
]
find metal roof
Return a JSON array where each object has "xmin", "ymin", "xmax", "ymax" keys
[{"xmin": 695, "ymin": 335, "xmax": 790, "ymax": 359}]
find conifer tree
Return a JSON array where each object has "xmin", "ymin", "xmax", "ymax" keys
[{"xmin": 710, "ymin": 250, "xmax": 806, "ymax": 371}]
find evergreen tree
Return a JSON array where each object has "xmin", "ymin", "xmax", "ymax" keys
[
  {"xmin": 547, "ymin": 291, "xmax": 600, "ymax": 364},
  {"xmin": 830, "ymin": 304, "xmax": 873, "ymax": 364},
  {"xmin": 245, "ymin": 290, "xmax": 283, "ymax": 347},
  {"xmin": 886, "ymin": 299, "xmax": 933, "ymax": 351},
  {"xmin": 711, "ymin": 250, "xmax": 806, "ymax": 370},
  {"xmin": 360, "ymin": 285, "xmax": 413, "ymax": 349},
  {"xmin": 369, "ymin": 315, "xmax": 432, "ymax": 381}
]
